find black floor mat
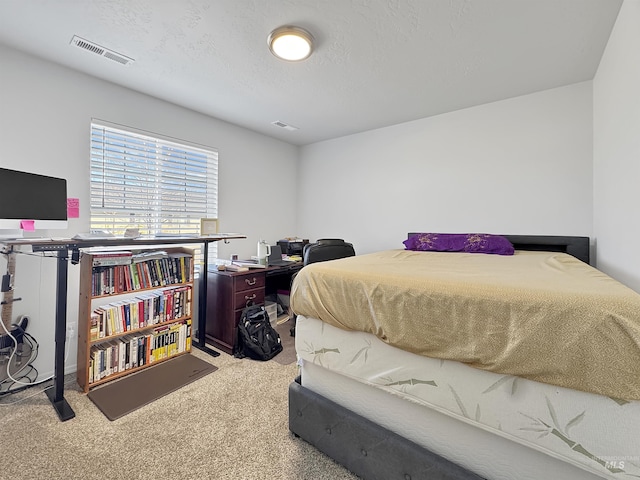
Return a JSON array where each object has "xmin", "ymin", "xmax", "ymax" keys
[{"xmin": 87, "ymin": 354, "xmax": 217, "ymax": 420}]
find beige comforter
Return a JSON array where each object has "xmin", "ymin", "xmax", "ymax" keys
[{"xmin": 290, "ymin": 249, "xmax": 640, "ymax": 400}]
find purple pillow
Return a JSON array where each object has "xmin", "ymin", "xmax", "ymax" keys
[{"xmin": 403, "ymin": 233, "xmax": 514, "ymax": 255}]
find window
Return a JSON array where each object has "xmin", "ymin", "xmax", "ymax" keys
[{"xmin": 90, "ymin": 120, "xmax": 218, "ymax": 260}]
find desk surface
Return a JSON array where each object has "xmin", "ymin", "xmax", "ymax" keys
[{"xmin": 1, "ymin": 233, "xmax": 246, "ymax": 249}]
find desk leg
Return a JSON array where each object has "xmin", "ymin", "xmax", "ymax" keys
[
  {"xmin": 44, "ymin": 248, "xmax": 75, "ymax": 421},
  {"xmin": 193, "ymin": 240, "xmax": 220, "ymax": 358}
]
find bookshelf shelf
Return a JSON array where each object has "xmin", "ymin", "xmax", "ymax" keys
[
  {"xmin": 76, "ymin": 247, "xmax": 195, "ymax": 393},
  {"xmin": 88, "ymin": 314, "xmax": 193, "ymax": 342}
]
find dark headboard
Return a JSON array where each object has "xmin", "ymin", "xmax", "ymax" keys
[
  {"xmin": 407, "ymin": 233, "xmax": 590, "ymax": 265},
  {"xmin": 502, "ymin": 235, "xmax": 590, "ymax": 265}
]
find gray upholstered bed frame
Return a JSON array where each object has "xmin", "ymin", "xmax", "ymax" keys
[
  {"xmin": 288, "ymin": 235, "xmax": 591, "ymax": 480},
  {"xmin": 289, "ymin": 377, "xmax": 484, "ymax": 480}
]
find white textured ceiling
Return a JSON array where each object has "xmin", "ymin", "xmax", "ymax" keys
[{"xmin": 0, "ymin": 0, "xmax": 622, "ymax": 146}]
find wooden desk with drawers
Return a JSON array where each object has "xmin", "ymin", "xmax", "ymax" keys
[{"xmin": 205, "ymin": 262, "xmax": 302, "ymax": 354}]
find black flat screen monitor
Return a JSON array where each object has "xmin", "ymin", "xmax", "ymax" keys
[{"xmin": 0, "ymin": 167, "xmax": 68, "ymax": 231}]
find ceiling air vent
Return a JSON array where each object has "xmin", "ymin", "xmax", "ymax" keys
[
  {"xmin": 70, "ymin": 35, "xmax": 134, "ymax": 66},
  {"xmin": 271, "ymin": 121, "xmax": 299, "ymax": 131}
]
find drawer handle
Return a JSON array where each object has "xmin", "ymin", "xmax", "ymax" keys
[
  {"xmin": 245, "ymin": 278, "xmax": 257, "ymax": 286},
  {"xmin": 245, "ymin": 293, "xmax": 257, "ymax": 307}
]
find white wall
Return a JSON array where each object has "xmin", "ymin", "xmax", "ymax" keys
[
  {"xmin": 593, "ymin": 0, "xmax": 640, "ymax": 293},
  {"xmin": 0, "ymin": 45, "xmax": 299, "ymax": 378},
  {"xmin": 298, "ymin": 83, "xmax": 594, "ymax": 254}
]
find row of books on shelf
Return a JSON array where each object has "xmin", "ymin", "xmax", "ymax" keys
[
  {"xmin": 90, "ymin": 251, "xmax": 192, "ymax": 296},
  {"xmin": 90, "ymin": 285, "xmax": 192, "ymax": 341},
  {"xmin": 88, "ymin": 319, "xmax": 192, "ymax": 385}
]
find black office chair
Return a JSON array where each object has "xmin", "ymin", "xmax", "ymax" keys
[
  {"xmin": 302, "ymin": 238, "xmax": 356, "ymax": 264},
  {"xmin": 290, "ymin": 238, "xmax": 356, "ymax": 336}
]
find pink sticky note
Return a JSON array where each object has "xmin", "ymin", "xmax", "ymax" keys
[
  {"xmin": 67, "ymin": 198, "xmax": 80, "ymax": 218},
  {"xmin": 20, "ymin": 220, "xmax": 35, "ymax": 231}
]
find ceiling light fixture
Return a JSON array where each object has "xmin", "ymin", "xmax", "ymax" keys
[{"xmin": 267, "ymin": 26, "xmax": 314, "ymax": 62}]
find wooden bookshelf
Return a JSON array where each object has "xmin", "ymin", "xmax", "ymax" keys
[{"xmin": 76, "ymin": 247, "xmax": 195, "ymax": 393}]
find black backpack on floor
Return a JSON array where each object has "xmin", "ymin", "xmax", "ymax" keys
[{"xmin": 235, "ymin": 305, "xmax": 283, "ymax": 361}]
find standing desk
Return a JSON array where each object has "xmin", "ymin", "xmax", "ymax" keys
[{"xmin": 0, "ymin": 233, "xmax": 245, "ymax": 421}]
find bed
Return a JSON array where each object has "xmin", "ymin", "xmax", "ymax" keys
[{"xmin": 288, "ymin": 234, "xmax": 640, "ymax": 480}]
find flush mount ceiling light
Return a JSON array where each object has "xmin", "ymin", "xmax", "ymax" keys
[{"xmin": 267, "ymin": 26, "xmax": 314, "ymax": 61}]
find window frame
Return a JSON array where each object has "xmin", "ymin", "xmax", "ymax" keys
[{"xmin": 89, "ymin": 120, "xmax": 219, "ymax": 263}]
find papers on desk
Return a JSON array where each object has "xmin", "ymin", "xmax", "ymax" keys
[
  {"xmin": 233, "ymin": 261, "xmax": 266, "ymax": 269},
  {"xmin": 72, "ymin": 230, "xmax": 115, "ymax": 240},
  {"xmin": 154, "ymin": 233, "xmax": 198, "ymax": 238},
  {"xmin": 223, "ymin": 264, "xmax": 249, "ymax": 272},
  {"xmin": 217, "ymin": 260, "xmax": 266, "ymax": 272}
]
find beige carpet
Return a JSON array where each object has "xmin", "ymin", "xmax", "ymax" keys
[
  {"xmin": 0, "ymin": 348, "xmax": 358, "ymax": 480},
  {"xmin": 273, "ymin": 318, "xmax": 296, "ymax": 366}
]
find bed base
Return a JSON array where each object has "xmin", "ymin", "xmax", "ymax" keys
[
  {"xmin": 289, "ymin": 234, "xmax": 593, "ymax": 479},
  {"xmin": 289, "ymin": 378, "xmax": 485, "ymax": 480}
]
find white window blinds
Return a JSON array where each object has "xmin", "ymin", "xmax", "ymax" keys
[{"xmin": 90, "ymin": 121, "xmax": 218, "ymax": 238}]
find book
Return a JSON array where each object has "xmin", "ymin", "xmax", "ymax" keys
[
  {"xmin": 91, "ymin": 251, "xmax": 133, "ymax": 267},
  {"xmin": 94, "ymin": 308, "xmax": 106, "ymax": 338},
  {"xmin": 90, "ymin": 311, "xmax": 100, "ymax": 341},
  {"xmin": 132, "ymin": 250, "xmax": 168, "ymax": 263}
]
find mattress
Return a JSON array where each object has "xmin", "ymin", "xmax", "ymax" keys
[
  {"xmin": 296, "ymin": 315, "xmax": 640, "ymax": 480},
  {"xmin": 291, "ymin": 249, "xmax": 640, "ymax": 401}
]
